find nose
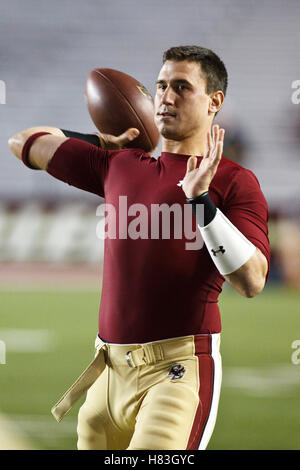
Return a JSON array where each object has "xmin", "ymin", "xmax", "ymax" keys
[{"xmin": 161, "ymin": 86, "xmax": 176, "ymax": 105}]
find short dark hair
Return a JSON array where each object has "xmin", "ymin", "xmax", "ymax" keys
[{"xmin": 163, "ymin": 45, "xmax": 228, "ymax": 97}]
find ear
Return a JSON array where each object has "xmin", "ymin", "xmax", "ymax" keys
[{"xmin": 208, "ymin": 90, "xmax": 224, "ymax": 115}]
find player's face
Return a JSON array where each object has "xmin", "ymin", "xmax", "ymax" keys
[{"xmin": 154, "ymin": 60, "xmax": 211, "ymax": 140}]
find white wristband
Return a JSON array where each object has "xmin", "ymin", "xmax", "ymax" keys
[{"xmin": 199, "ymin": 208, "xmax": 256, "ymax": 275}]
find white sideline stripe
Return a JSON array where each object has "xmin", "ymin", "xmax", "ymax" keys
[
  {"xmin": 223, "ymin": 364, "xmax": 300, "ymax": 396},
  {"xmin": 7, "ymin": 414, "xmax": 77, "ymax": 437},
  {"xmin": 198, "ymin": 333, "xmax": 222, "ymax": 450},
  {"xmin": 0, "ymin": 413, "xmax": 37, "ymax": 450},
  {"xmin": 0, "ymin": 329, "xmax": 56, "ymax": 352}
]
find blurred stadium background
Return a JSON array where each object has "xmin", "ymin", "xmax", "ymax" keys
[{"xmin": 0, "ymin": 0, "xmax": 300, "ymax": 450}]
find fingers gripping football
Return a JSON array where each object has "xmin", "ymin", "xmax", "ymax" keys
[{"xmin": 98, "ymin": 128, "xmax": 140, "ymax": 150}]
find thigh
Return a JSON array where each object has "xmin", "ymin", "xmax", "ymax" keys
[
  {"xmin": 77, "ymin": 367, "xmax": 132, "ymax": 450},
  {"xmin": 128, "ymin": 358, "xmax": 200, "ymax": 450},
  {"xmin": 128, "ymin": 347, "xmax": 222, "ymax": 450}
]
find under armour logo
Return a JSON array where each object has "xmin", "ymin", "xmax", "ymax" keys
[
  {"xmin": 177, "ymin": 179, "xmax": 184, "ymax": 187},
  {"xmin": 168, "ymin": 364, "xmax": 185, "ymax": 381},
  {"xmin": 211, "ymin": 246, "xmax": 226, "ymax": 256}
]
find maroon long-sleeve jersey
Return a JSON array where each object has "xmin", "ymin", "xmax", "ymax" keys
[{"xmin": 47, "ymin": 139, "xmax": 270, "ymax": 343}]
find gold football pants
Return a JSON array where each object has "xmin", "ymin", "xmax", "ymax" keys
[{"xmin": 76, "ymin": 334, "xmax": 222, "ymax": 450}]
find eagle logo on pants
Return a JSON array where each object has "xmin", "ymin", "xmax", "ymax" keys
[{"xmin": 168, "ymin": 364, "xmax": 186, "ymax": 381}]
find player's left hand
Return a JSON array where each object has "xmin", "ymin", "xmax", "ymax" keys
[
  {"xmin": 97, "ymin": 128, "xmax": 140, "ymax": 150},
  {"xmin": 181, "ymin": 125, "xmax": 225, "ymax": 199}
]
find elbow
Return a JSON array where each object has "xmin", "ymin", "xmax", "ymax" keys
[
  {"xmin": 8, "ymin": 136, "xmax": 14, "ymax": 148},
  {"xmin": 242, "ymin": 277, "xmax": 266, "ymax": 298},
  {"xmin": 243, "ymin": 288, "xmax": 261, "ymax": 299},
  {"xmin": 8, "ymin": 134, "xmax": 17, "ymax": 150},
  {"xmin": 8, "ymin": 132, "xmax": 26, "ymax": 158},
  {"xmin": 227, "ymin": 251, "xmax": 268, "ymax": 299}
]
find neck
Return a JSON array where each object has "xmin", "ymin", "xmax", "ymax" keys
[{"xmin": 161, "ymin": 127, "xmax": 210, "ymax": 156}]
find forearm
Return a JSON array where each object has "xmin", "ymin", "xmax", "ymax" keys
[
  {"xmin": 61, "ymin": 129, "xmax": 102, "ymax": 147},
  {"xmin": 8, "ymin": 125, "xmax": 139, "ymax": 167},
  {"xmin": 224, "ymin": 248, "xmax": 268, "ymax": 298},
  {"xmin": 8, "ymin": 127, "xmax": 102, "ymax": 170},
  {"xmin": 188, "ymin": 193, "xmax": 268, "ymax": 298}
]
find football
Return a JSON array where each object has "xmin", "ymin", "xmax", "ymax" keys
[{"xmin": 85, "ymin": 68, "xmax": 160, "ymax": 153}]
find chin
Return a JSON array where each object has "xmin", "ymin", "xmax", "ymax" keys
[{"xmin": 160, "ymin": 126, "xmax": 182, "ymax": 140}]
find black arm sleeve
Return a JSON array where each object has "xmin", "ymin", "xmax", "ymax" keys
[{"xmin": 61, "ymin": 129, "xmax": 101, "ymax": 147}]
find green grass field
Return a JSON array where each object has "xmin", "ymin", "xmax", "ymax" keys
[{"xmin": 0, "ymin": 285, "xmax": 299, "ymax": 450}]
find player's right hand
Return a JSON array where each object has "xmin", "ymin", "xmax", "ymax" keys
[{"xmin": 97, "ymin": 128, "xmax": 140, "ymax": 150}]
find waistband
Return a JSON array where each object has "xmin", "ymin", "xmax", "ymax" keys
[
  {"xmin": 95, "ymin": 333, "xmax": 220, "ymax": 368},
  {"xmin": 51, "ymin": 333, "xmax": 221, "ymax": 423}
]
